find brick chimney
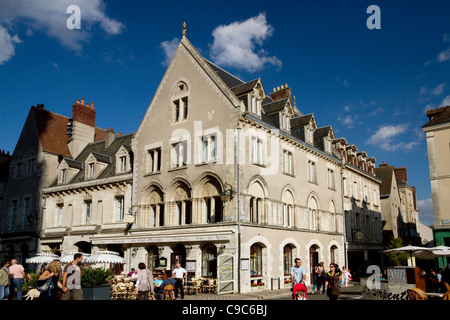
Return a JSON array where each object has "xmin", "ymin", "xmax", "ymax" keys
[
  {"xmin": 394, "ymin": 166, "xmax": 407, "ymax": 183},
  {"xmin": 72, "ymin": 98, "xmax": 96, "ymax": 127},
  {"xmin": 270, "ymin": 84, "xmax": 292, "ymax": 102},
  {"xmin": 67, "ymin": 98, "xmax": 97, "ymax": 157}
]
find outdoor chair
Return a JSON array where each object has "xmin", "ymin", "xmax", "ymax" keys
[
  {"xmin": 163, "ymin": 284, "xmax": 175, "ymax": 300},
  {"xmin": 192, "ymin": 279, "xmax": 203, "ymax": 293},
  {"xmin": 407, "ymin": 288, "xmax": 428, "ymax": 300}
]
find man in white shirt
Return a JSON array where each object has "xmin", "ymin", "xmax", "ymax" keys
[
  {"xmin": 290, "ymin": 258, "xmax": 306, "ymax": 287},
  {"xmin": 172, "ymin": 262, "xmax": 187, "ymax": 299}
]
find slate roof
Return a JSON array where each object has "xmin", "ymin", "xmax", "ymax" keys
[{"xmin": 51, "ymin": 133, "xmax": 134, "ymax": 187}]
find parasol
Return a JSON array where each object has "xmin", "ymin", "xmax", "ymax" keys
[
  {"xmin": 382, "ymin": 245, "xmax": 434, "ymax": 265},
  {"xmin": 59, "ymin": 252, "xmax": 90, "ymax": 264},
  {"xmin": 26, "ymin": 253, "xmax": 59, "ymax": 264},
  {"xmin": 84, "ymin": 251, "xmax": 126, "ymax": 264}
]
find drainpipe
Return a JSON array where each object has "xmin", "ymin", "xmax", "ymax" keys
[
  {"xmin": 237, "ymin": 125, "xmax": 242, "ymax": 294},
  {"xmin": 340, "ymin": 163, "xmax": 348, "ymax": 269}
]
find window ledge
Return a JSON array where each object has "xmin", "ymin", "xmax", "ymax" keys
[
  {"xmin": 283, "ymin": 172, "xmax": 295, "ymax": 178},
  {"xmin": 168, "ymin": 166, "xmax": 187, "ymax": 172},
  {"xmin": 144, "ymin": 171, "xmax": 161, "ymax": 177}
]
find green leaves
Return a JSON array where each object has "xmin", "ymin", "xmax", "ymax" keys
[{"xmin": 81, "ymin": 268, "xmax": 114, "ymax": 287}]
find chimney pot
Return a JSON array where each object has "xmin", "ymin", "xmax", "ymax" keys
[
  {"xmin": 81, "ymin": 98, "xmax": 85, "ymax": 105},
  {"xmin": 77, "ymin": 99, "xmax": 80, "ymax": 104},
  {"xmin": 91, "ymin": 101, "xmax": 94, "ymax": 109}
]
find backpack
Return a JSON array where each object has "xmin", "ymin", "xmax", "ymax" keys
[{"xmin": 36, "ymin": 276, "xmax": 55, "ymax": 293}]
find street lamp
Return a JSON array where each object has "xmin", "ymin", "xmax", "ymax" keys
[{"xmin": 220, "ymin": 183, "xmax": 233, "ymax": 202}]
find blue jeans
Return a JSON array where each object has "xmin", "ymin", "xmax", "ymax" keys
[
  {"xmin": 12, "ymin": 278, "xmax": 23, "ymax": 300},
  {"xmin": 0, "ymin": 285, "xmax": 10, "ymax": 300}
]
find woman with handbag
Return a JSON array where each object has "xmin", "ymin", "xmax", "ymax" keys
[
  {"xmin": 37, "ymin": 260, "xmax": 66, "ymax": 300},
  {"xmin": 325, "ymin": 263, "xmax": 342, "ymax": 301}
]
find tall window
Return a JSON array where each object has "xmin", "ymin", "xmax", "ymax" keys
[
  {"xmin": 249, "ymin": 197, "xmax": 262, "ymax": 224},
  {"xmin": 9, "ymin": 199, "xmax": 18, "ymax": 230},
  {"xmin": 60, "ymin": 169, "xmax": 67, "ymax": 183},
  {"xmin": 202, "ymin": 243, "xmax": 217, "ymax": 278},
  {"xmin": 250, "ymin": 244, "xmax": 263, "ymax": 277},
  {"xmin": 147, "ymin": 148, "xmax": 161, "ymax": 173},
  {"xmin": 283, "ymin": 150, "xmax": 293, "ymax": 175},
  {"xmin": 85, "ymin": 200, "xmax": 92, "ymax": 224},
  {"xmin": 119, "ymin": 156, "xmax": 127, "ymax": 173},
  {"xmin": 172, "ymin": 82, "xmax": 189, "ymax": 123},
  {"xmin": 87, "ymin": 163, "xmax": 95, "ymax": 178},
  {"xmin": 202, "ymin": 135, "xmax": 217, "ymax": 163},
  {"xmin": 23, "ymin": 197, "xmax": 31, "ymax": 229},
  {"xmin": 328, "ymin": 169, "xmax": 335, "ymax": 190},
  {"xmin": 308, "ymin": 160, "xmax": 317, "ymax": 183},
  {"xmin": 250, "ymin": 96, "xmax": 261, "ymax": 116},
  {"xmin": 283, "ymin": 245, "xmax": 293, "ymax": 276},
  {"xmin": 283, "ymin": 204, "xmax": 293, "ymax": 228},
  {"xmin": 172, "ymin": 141, "xmax": 187, "ymax": 168},
  {"xmin": 57, "ymin": 204, "xmax": 64, "ymax": 226},
  {"xmin": 251, "ymin": 137, "xmax": 263, "ymax": 165},
  {"xmin": 204, "ymin": 197, "xmax": 222, "ymax": 223},
  {"xmin": 116, "ymin": 197, "xmax": 124, "ymax": 222},
  {"xmin": 27, "ymin": 158, "xmax": 35, "ymax": 175}
]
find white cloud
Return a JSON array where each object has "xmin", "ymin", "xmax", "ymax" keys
[
  {"xmin": 366, "ymin": 124, "xmax": 420, "ymax": 152},
  {"xmin": 337, "ymin": 115, "xmax": 356, "ymax": 129},
  {"xmin": 437, "ymin": 48, "xmax": 450, "ymax": 63},
  {"xmin": 418, "ymin": 199, "xmax": 434, "ymax": 226},
  {"xmin": 431, "ymin": 82, "xmax": 447, "ymax": 96},
  {"xmin": 0, "ymin": 0, "xmax": 124, "ymax": 64},
  {"xmin": 0, "ymin": 25, "xmax": 21, "ymax": 65},
  {"xmin": 440, "ymin": 95, "xmax": 450, "ymax": 107},
  {"xmin": 209, "ymin": 13, "xmax": 281, "ymax": 72},
  {"xmin": 160, "ymin": 37, "xmax": 180, "ymax": 66}
]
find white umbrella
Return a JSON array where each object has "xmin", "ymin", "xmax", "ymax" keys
[
  {"xmin": 26, "ymin": 253, "xmax": 59, "ymax": 264},
  {"xmin": 382, "ymin": 245, "xmax": 434, "ymax": 265},
  {"xmin": 59, "ymin": 252, "xmax": 91, "ymax": 264},
  {"xmin": 84, "ymin": 251, "xmax": 126, "ymax": 264}
]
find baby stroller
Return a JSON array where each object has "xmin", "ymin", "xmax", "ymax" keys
[{"xmin": 293, "ymin": 282, "xmax": 308, "ymax": 300}]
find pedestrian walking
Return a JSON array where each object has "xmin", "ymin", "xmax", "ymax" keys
[
  {"xmin": 8, "ymin": 259, "xmax": 25, "ymax": 300},
  {"xmin": 62, "ymin": 253, "xmax": 83, "ymax": 300},
  {"xmin": 172, "ymin": 262, "xmax": 187, "ymax": 299},
  {"xmin": 342, "ymin": 266, "xmax": 352, "ymax": 287},
  {"xmin": 316, "ymin": 262, "xmax": 326, "ymax": 294},
  {"xmin": 37, "ymin": 259, "xmax": 65, "ymax": 300},
  {"xmin": 311, "ymin": 264, "xmax": 319, "ymax": 294},
  {"xmin": 136, "ymin": 262, "xmax": 154, "ymax": 300},
  {"xmin": 0, "ymin": 260, "xmax": 10, "ymax": 300},
  {"xmin": 325, "ymin": 263, "xmax": 342, "ymax": 301},
  {"xmin": 290, "ymin": 258, "xmax": 306, "ymax": 299}
]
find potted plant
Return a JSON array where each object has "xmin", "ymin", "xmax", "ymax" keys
[{"xmin": 81, "ymin": 267, "xmax": 114, "ymax": 300}]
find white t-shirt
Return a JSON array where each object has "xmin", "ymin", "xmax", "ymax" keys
[{"xmin": 173, "ymin": 267, "xmax": 186, "ymax": 279}]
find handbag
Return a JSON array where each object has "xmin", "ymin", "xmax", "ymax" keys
[{"xmin": 36, "ymin": 276, "xmax": 54, "ymax": 293}]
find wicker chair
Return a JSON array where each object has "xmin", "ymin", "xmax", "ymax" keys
[
  {"xmin": 407, "ymin": 288, "xmax": 428, "ymax": 300},
  {"xmin": 163, "ymin": 284, "xmax": 175, "ymax": 300},
  {"xmin": 192, "ymin": 279, "xmax": 203, "ymax": 294}
]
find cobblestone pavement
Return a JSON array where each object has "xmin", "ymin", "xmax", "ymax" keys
[{"xmin": 179, "ymin": 282, "xmax": 362, "ymax": 300}]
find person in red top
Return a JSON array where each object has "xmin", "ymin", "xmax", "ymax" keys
[{"xmin": 8, "ymin": 259, "xmax": 25, "ymax": 300}]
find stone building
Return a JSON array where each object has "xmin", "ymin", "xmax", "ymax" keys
[
  {"xmin": 423, "ymin": 105, "xmax": 450, "ymax": 267},
  {"xmin": 0, "ymin": 101, "xmax": 109, "ymax": 263},
  {"xmin": 76, "ymin": 34, "xmax": 382, "ymax": 292}
]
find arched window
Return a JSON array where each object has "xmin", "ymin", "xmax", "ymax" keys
[
  {"xmin": 250, "ymin": 244, "xmax": 263, "ymax": 277},
  {"xmin": 330, "ymin": 245, "xmax": 338, "ymax": 264},
  {"xmin": 283, "ymin": 245, "xmax": 293, "ymax": 276},
  {"xmin": 202, "ymin": 243, "xmax": 217, "ymax": 278},
  {"xmin": 144, "ymin": 186, "xmax": 165, "ymax": 228},
  {"xmin": 248, "ymin": 180, "xmax": 265, "ymax": 224},
  {"xmin": 282, "ymin": 189, "xmax": 295, "ymax": 228},
  {"xmin": 171, "ymin": 81, "xmax": 189, "ymax": 123},
  {"xmin": 199, "ymin": 177, "xmax": 223, "ymax": 223},
  {"xmin": 308, "ymin": 196, "xmax": 319, "ymax": 231}
]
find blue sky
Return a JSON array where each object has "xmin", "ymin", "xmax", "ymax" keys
[{"xmin": 1, "ymin": 0, "xmax": 449, "ymax": 226}]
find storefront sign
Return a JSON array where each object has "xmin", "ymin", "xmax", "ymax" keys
[{"xmin": 361, "ymin": 278, "xmax": 413, "ymax": 300}]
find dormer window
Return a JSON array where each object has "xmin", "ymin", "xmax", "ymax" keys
[
  {"xmin": 60, "ymin": 169, "xmax": 67, "ymax": 183},
  {"xmin": 115, "ymin": 145, "xmax": 131, "ymax": 174},
  {"xmin": 87, "ymin": 162, "xmax": 95, "ymax": 178},
  {"xmin": 172, "ymin": 81, "xmax": 189, "ymax": 123},
  {"xmin": 280, "ymin": 113, "xmax": 291, "ymax": 132},
  {"xmin": 250, "ymin": 96, "xmax": 261, "ymax": 116},
  {"xmin": 306, "ymin": 126, "xmax": 314, "ymax": 144}
]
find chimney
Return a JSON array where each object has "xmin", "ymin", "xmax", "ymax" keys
[
  {"xmin": 270, "ymin": 84, "xmax": 292, "ymax": 102},
  {"xmin": 394, "ymin": 166, "xmax": 407, "ymax": 183},
  {"xmin": 68, "ymin": 98, "xmax": 97, "ymax": 157},
  {"xmin": 379, "ymin": 161, "xmax": 389, "ymax": 167},
  {"xmin": 105, "ymin": 128, "xmax": 116, "ymax": 148},
  {"xmin": 72, "ymin": 98, "xmax": 96, "ymax": 127}
]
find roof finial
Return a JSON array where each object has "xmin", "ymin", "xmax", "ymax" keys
[{"xmin": 182, "ymin": 22, "xmax": 187, "ymax": 37}]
